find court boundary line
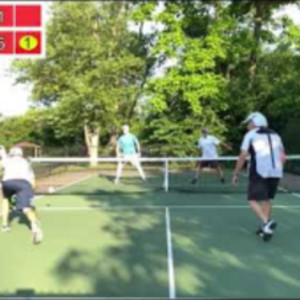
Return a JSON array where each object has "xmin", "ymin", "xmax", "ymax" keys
[
  {"xmin": 37, "ymin": 204, "xmax": 300, "ymax": 211},
  {"xmin": 165, "ymin": 207, "xmax": 176, "ymax": 299}
]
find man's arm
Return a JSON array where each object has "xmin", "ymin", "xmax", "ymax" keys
[
  {"xmin": 232, "ymin": 150, "xmax": 248, "ymax": 184},
  {"xmin": 0, "ymin": 146, "xmax": 7, "ymax": 161},
  {"xmin": 280, "ymin": 149, "xmax": 287, "ymax": 165},
  {"xmin": 279, "ymin": 137, "xmax": 287, "ymax": 165},
  {"xmin": 116, "ymin": 144, "xmax": 121, "ymax": 157},
  {"xmin": 232, "ymin": 132, "xmax": 251, "ymax": 184},
  {"xmin": 28, "ymin": 164, "xmax": 36, "ymax": 188},
  {"xmin": 134, "ymin": 137, "xmax": 141, "ymax": 156},
  {"xmin": 221, "ymin": 142, "xmax": 232, "ymax": 151}
]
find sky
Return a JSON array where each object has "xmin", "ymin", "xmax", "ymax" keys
[{"xmin": 0, "ymin": 2, "xmax": 300, "ymax": 117}]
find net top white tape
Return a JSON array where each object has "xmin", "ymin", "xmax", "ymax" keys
[{"xmin": 29, "ymin": 155, "xmax": 300, "ymax": 164}]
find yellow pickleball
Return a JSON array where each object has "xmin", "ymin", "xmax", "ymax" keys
[{"xmin": 19, "ymin": 35, "xmax": 38, "ymax": 51}]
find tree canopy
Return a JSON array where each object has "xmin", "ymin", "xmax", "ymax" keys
[{"xmin": 3, "ymin": 0, "xmax": 300, "ymax": 157}]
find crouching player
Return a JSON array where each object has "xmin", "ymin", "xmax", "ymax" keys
[{"xmin": 0, "ymin": 146, "xmax": 43, "ymax": 244}]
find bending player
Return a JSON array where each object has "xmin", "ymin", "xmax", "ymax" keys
[
  {"xmin": 191, "ymin": 128, "xmax": 231, "ymax": 184},
  {"xmin": 114, "ymin": 125, "xmax": 146, "ymax": 184},
  {"xmin": 233, "ymin": 112, "xmax": 286, "ymax": 241},
  {"xmin": 0, "ymin": 146, "xmax": 43, "ymax": 244}
]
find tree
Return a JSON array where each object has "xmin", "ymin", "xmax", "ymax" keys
[{"xmin": 12, "ymin": 1, "xmax": 152, "ymax": 164}]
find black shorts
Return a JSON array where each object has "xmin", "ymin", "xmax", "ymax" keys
[
  {"xmin": 2, "ymin": 180, "xmax": 34, "ymax": 210},
  {"xmin": 199, "ymin": 161, "xmax": 220, "ymax": 168},
  {"xmin": 247, "ymin": 177, "xmax": 279, "ymax": 201}
]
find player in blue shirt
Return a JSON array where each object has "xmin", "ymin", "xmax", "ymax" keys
[{"xmin": 114, "ymin": 125, "xmax": 146, "ymax": 184}]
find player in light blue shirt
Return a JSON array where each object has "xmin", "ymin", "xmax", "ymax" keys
[
  {"xmin": 114, "ymin": 125, "xmax": 146, "ymax": 184},
  {"xmin": 117, "ymin": 133, "xmax": 139, "ymax": 156}
]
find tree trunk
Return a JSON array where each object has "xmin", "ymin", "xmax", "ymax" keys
[
  {"xmin": 249, "ymin": 1, "xmax": 263, "ymax": 91},
  {"xmin": 84, "ymin": 124, "xmax": 100, "ymax": 167}
]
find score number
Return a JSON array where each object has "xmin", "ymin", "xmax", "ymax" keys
[{"xmin": 19, "ymin": 35, "xmax": 38, "ymax": 51}]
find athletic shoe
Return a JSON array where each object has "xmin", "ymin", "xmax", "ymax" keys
[
  {"xmin": 32, "ymin": 226, "xmax": 43, "ymax": 245},
  {"xmin": 256, "ymin": 227, "xmax": 264, "ymax": 236},
  {"xmin": 191, "ymin": 178, "xmax": 197, "ymax": 185},
  {"xmin": 261, "ymin": 220, "xmax": 277, "ymax": 242},
  {"xmin": 262, "ymin": 232, "xmax": 273, "ymax": 242},
  {"xmin": 267, "ymin": 219, "xmax": 277, "ymax": 231},
  {"xmin": 1, "ymin": 225, "xmax": 11, "ymax": 233}
]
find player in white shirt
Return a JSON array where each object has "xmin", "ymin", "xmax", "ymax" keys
[
  {"xmin": 0, "ymin": 146, "xmax": 43, "ymax": 244},
  {"xmin": 191, "ymin": 128, "xmax": 231, "ymax": 184},
  {"xmin": 233, "ymin": 112, "xmax": 286, "ymax": 241}
]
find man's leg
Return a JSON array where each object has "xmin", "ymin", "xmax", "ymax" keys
[
  {"xmin": 23, "ymin": 207, "xmax": 43, "ymax": 244},
  {"xmin": 17, "ymin": 181, "xmax": 43, "ymax": 244},
  {"xmin": 115, "ymin": 161, "xmax": 125, "ymax": 184},
  {"xmin": 191, "ymin": 163, "xmax": 202, "ymax": 184},
  {"xmin": 215, "ymin": 164, "xmax": 225, "ymax": 183},
  {"xmin": 1, "ymin": 198, "xmax": 10, "ymax": 232},
  {"xmin": 131, "ymin": 156, "xmax": 146, "ymax": 180},
  {"xmin": 249, "ymin": 200, "xmax": 268, "ymax": 224},
  {"xmin": 262, "ymin": 200, "xmax": 271, "ymax": 221}
]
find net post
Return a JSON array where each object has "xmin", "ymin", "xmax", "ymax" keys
[{"xmin": 164, "ymin": 159, "xmax": 169, "ymax": 192}]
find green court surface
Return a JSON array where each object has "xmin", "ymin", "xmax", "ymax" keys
[{"xmin": 1, "ymin": 174, "xmax": 300, "ymax": 299}]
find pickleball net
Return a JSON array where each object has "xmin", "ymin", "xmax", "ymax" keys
[{"xmin": 29, "ymin": 155, "xmax": 300, "ymax": 196}]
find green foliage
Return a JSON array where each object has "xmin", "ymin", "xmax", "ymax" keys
[
  {"xmin": 8, "ymin": 0, "xmax": 300, "ymax": 156},
  {"xmin": 12, "ymin": 1, "xmax": 152, "ymax": 146}
]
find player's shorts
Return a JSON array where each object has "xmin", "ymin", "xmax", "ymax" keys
[
  {"xmin": 198, "ymin": 160, "xmax": 220, "ymax": 168},
  {"xmin": 247, "ymin": 177, "xmax": 280, "ymax": 201},
  {"xmin": 1, "ymin": 179, "xmax": 34, "ymax": 210},
  {"xmin": 119, "ymin": 154, "xmax": 141, "ymax": 164}
]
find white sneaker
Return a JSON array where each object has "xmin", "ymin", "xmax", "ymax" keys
[
  {"xmin": 32, "ymin": 226, "xmax": 43, "ymax": 244},
  {"xmin": 262, "ymin": 222, "xmax": 274, "ymax": 235},
  {"xmin": 1, "ymin": 225, "xmax": 11, "ymax": 233}
]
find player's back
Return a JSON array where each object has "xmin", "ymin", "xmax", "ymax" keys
[
  {"xmin": 2, "ymin": 156, "xmax": 34, "ymax": 182},
  {"xmin": 248, "ymin": 127, "xmax": 284, "ymax": 178}
]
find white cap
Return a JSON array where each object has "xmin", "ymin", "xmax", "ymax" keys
[
  {"xmin": 243, "ymin": 112, "xmax": 268, "ymax": 127},
  {"xmin": 122, "ymin": 124, "xmax": 130, "ymax": 131},
  {"xmin": 9, "ymin": 147, "xmax": 23, "ymax": 156}
]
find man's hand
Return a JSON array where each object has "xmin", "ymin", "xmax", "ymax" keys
[{"xmin": 232, "ymin": 173, "xmax": 239, "ymax": 185}]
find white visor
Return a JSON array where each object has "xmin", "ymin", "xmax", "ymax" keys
[{"xmin": 243, "ymin": 112, "xmax": 268, "ymax": 127}]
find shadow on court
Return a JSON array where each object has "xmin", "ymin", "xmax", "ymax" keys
[{"xmin": 1, "ymin": 182, "xmax": 300, "ymax": 297}]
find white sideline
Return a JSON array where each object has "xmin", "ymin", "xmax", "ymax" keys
[
  {"xmin": 37, "ymin": 204, "xmax": 300, "ymax": 211},
  {"xmin": 165, "ymin": 207, "xmax": 176, "ymax": 299}
]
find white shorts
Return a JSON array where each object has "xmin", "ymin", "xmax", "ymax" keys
[{"xmin": 119, "ymin": 154, "xmax": 141, "ymax": 165}]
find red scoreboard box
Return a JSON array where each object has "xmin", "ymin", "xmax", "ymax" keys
[
  {"xmin": 16, "ymin": 5, "xmax": 42, "ymax": 27},
  {"xmin": 0, "ymin": 3, "xmax": 44, "ymax": 56},
  {"xmin": 0, "ymin": 31, "xmax": 14, "ymax": 54},
  {"xmin": 15, "ymin": 31, "xmax": 41, "ymax": 54},
  {"xmin": 0, "ymin": 5, "xmax": 14, "ymax": 27}
]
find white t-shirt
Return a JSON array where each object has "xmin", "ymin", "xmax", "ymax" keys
[
  {"xmin": 1, "ymin": 156, "xmax": 35, "ymax": 182},
  {"xmin": 241, "ymin": 127, "xmax": 284, "ymax": 178},
  {"xmin": 198, "ymin": 135, "xmax": 220, "ymax": 158}
]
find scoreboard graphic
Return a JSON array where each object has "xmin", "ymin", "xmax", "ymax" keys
[{"xmin": 0, "ymin": 1, "xmax": 45, "ymax": 57}]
